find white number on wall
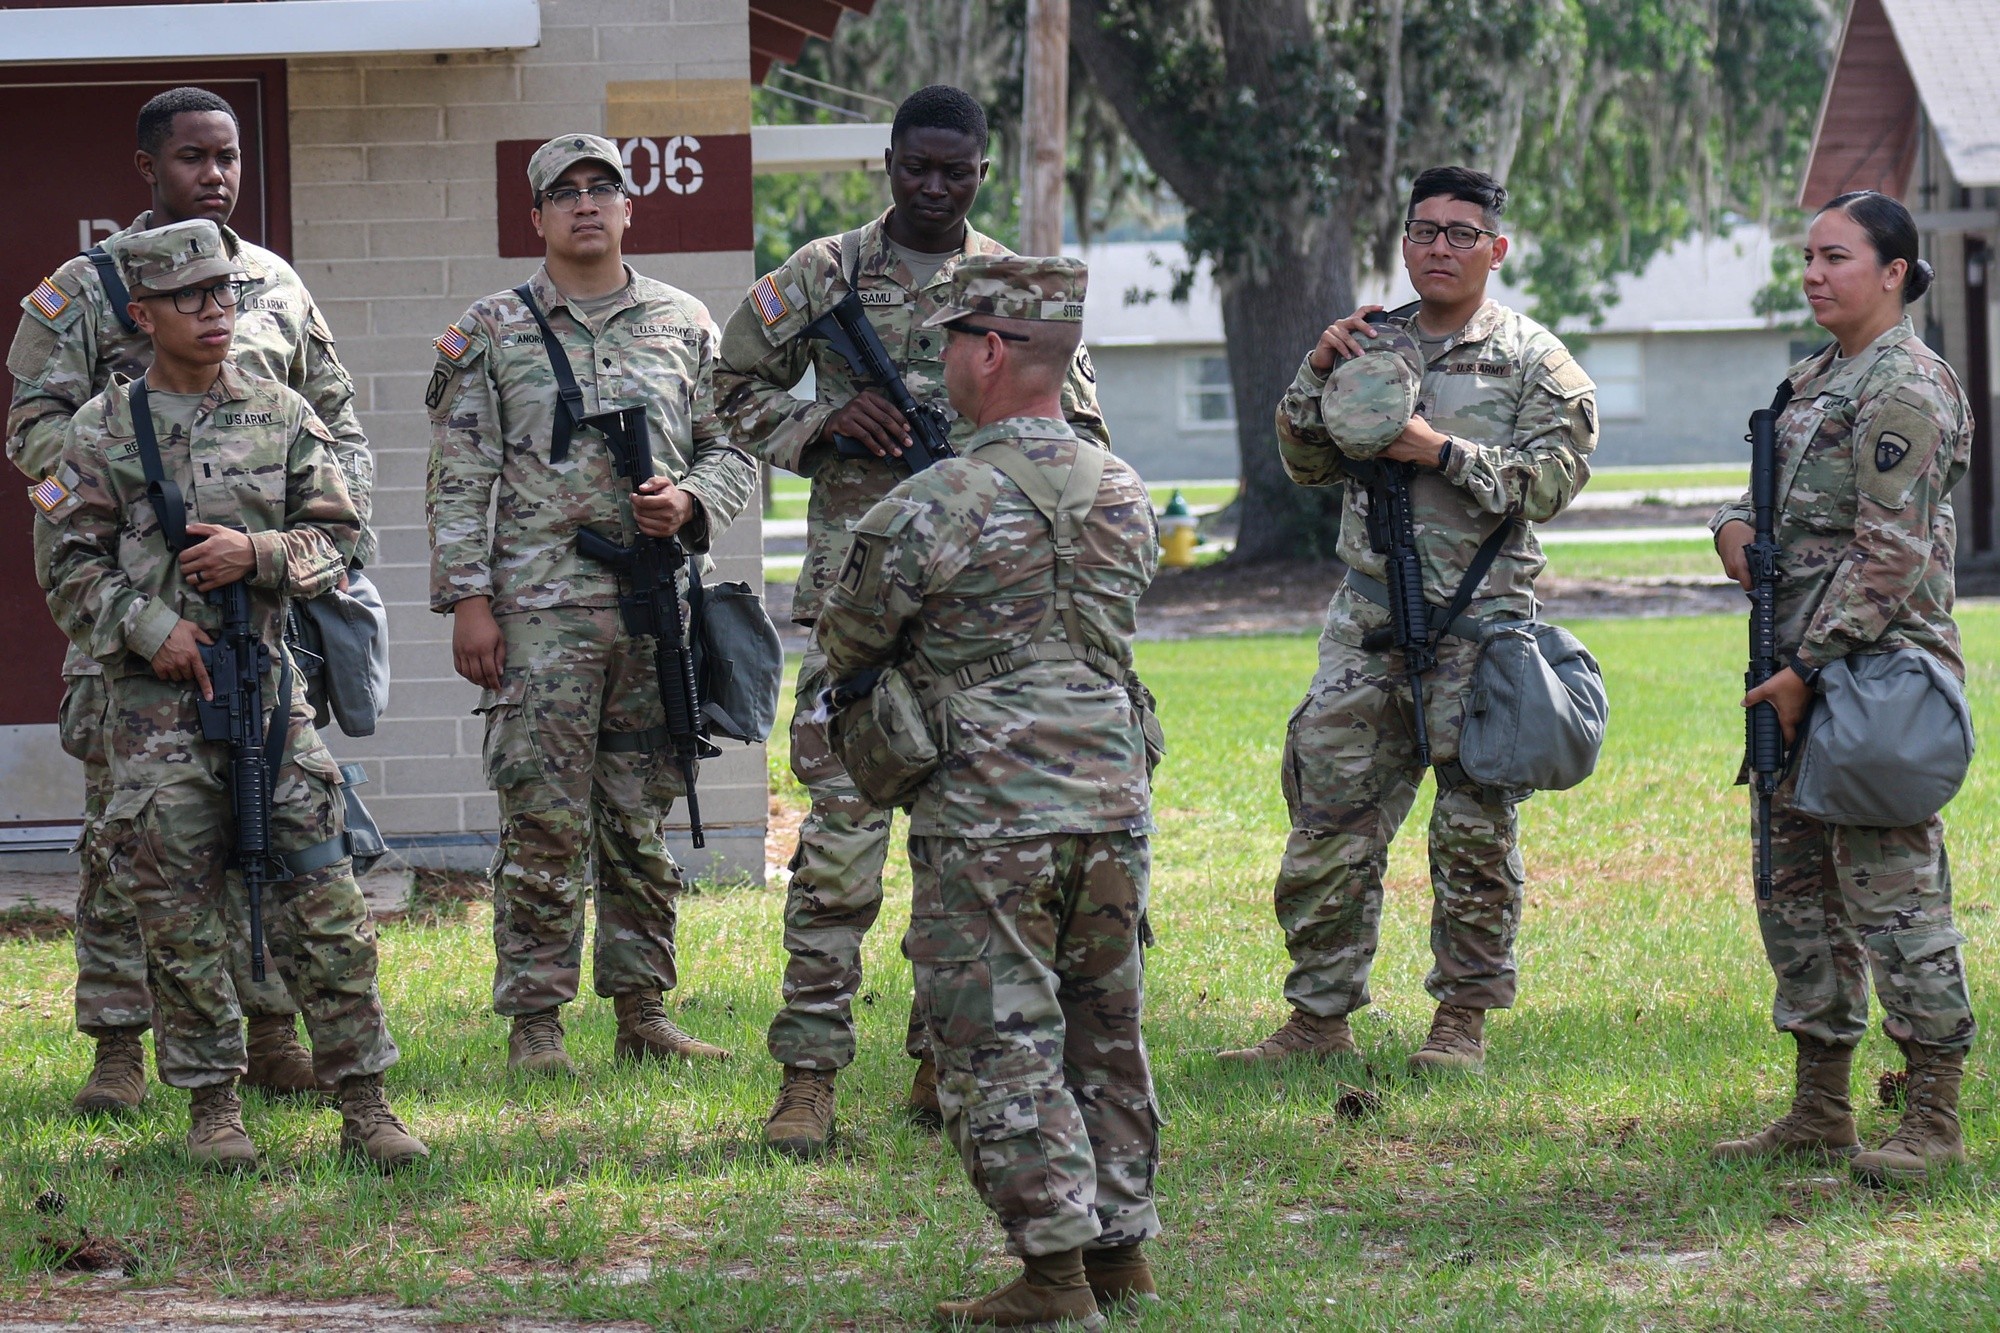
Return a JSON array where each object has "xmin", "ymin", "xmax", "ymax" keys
[{"xmin": 621, "ymin": 136, "xmax": 705, "ymax": 198}]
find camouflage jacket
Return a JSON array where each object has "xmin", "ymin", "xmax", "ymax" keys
[
  {"xmin": 1276, "ymin": 298, "xmax": 1597, "ymax": 637},
  {"xmin": 713, "ymin": 209, "xmax": 1110, "ymax": 624},
  {"xmin": 1710, "ymin": 317, "xmax": 1970, "ymax": 678},
  {"xmin": 815, "ymin": 417, "xmax": 1158, "ymax": 838},
  {"xmin": 425, "ymin": 263, "xmax": 758, "ymax": 616},
  {"xmin": 39, "ymin": 362, "xmax": 357, "ymax": 679},
  {"xmin": 7, "ymin": 210, "xmax": 375, "ymax": 567}
]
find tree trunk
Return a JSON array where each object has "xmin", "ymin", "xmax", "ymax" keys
[{"xmin": 1222, "ymin": 206, "xmax": 1353, "ymax": 563}]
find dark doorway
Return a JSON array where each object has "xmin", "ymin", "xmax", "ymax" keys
[{"xmin": 1966, "ymin": 237, "xmax": 1992, "ymax": 553}]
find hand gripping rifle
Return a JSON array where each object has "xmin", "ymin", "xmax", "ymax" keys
[
  {"xmin": 574, "ymin": 405, "xmax": 721, "ymax": 848},
  {"xmin": 1744, "ymin": 387, "xmax": 1791, "ymax": 902},
  {"xmin": 802, "ymin": 291, "xmax": 956, "ymax": 474}
]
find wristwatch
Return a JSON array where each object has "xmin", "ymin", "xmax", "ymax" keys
[
  {"xmin": 1436, "ymin": 436, "xmax": 1455, "ymax": 470},
  {"xmin": 1789, "ymin": 653, "xmax": 1823, "ymax": 690}
]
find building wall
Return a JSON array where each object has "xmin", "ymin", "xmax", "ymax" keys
[
  {"xmin": 1580, "ymin": 329, "xmax": 1802, "ymax": 466},
  {"xmin": 1089, "ymin": 344, "xmax": 1242, "ymax": 482},
  {"xmin": 284, "ymin": 0, "xmax": 767, "ymax": 877}
]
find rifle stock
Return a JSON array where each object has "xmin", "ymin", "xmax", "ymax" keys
[
  {"xmin": 1745, "ymin": 404, "xmax": 1786, "ymax": 902},
  {"xmin": 802, "ymin": 291, "xmax": 956, "ymax": 473},
  {"xmin": 574, "ymin": 406, "xmax": 719, "ymax": 848}
]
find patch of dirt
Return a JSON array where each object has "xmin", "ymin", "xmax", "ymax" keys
[
  {"xmin": 0, "ymin": 904, "xmax": 73, "ymax": 943},
  {"xmin": 379, "ymin": 867, "xmax": 487, "ymax": 928},
  {"xmin": 26, "ymin": 1231, "xmax": 131, "ymax": 1274}
]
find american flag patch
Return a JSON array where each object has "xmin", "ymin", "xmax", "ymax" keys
[
  {"xmin": 753, "ymin": 275, "xmax": 789, "ymax": 326},
  {"xmin": 29, "ymin": 473, "xmax": 70, "ymax": 514},
  {"xmin": 28, "ymin": 278, "xmax": 68, "ymax": 320},
  {"xmin": 435, "ymin": 324, "xmax": 470, "ymax": 360}
]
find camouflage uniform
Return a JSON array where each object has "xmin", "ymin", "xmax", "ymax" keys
[
  {"xmin": 815, "ymin": 258, "xmax": 1162, "ymax": 1258},
  {"xmin": 715, "ymin": 208, "xmax": 1110, "ymax": 1074},
  {"xmin": 1710, "ymin": 318, "xmax": 1976, "ymax": 1053},
  {"xmin": 8, "ymin": 209, "xmax": 373, "ymax": 1039},
  {"xmin": 39, "ymin": 232, "xmax": 396, "ymax": 1092},
  {"xmin": 1270, "ymin": 299, "xmax": 1597, "ymax": 1019},
  {"xmin": 426, "ymin": 261, "xmax": 757, "ymax": 1016}
]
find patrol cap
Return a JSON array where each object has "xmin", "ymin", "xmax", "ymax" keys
[
  {"xmin": 922, "ymin": 255, "xmax": 1087, "ymax": 328},
  {"xmin": 106, "ymin": 218, "xmax": 243, "ymax": 297},
  {"xmin": 528, "ymin": 133, "xmax": 632, "ymax": 197},
  {"xmin": 1321, "ymin": 319, "xmax": 1424, "ymax": 459}
]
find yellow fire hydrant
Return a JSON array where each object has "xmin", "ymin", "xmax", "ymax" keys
[{"xmin": 1158, "ymin": 488, "xmax": 1199, "ymax": 568}]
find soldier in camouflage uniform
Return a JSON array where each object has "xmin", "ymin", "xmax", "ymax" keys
[
  {"xmin": 1712, "ymin": 191, "xmax": 1977, "ymax": 1184},
  {"xmin": 816, "ymin": 256, "xmax": 1162, "ymax": 1329},
  {"xmin": 715, "ymin": 85, "xmax": 1109, "ymax": 1155},
  {"xmin": 426, "ymin": 134, "xmax": 758, "ymax": 1075},
  {"xmin": 1219, "ymin": 166, "xmax": 1597, "ymax": 1075},
  {"xmin": 38, "ymin": 220, "xmax": 423, "ymax": 1172},
  {"xmin": 7, "ymin": 86, "xmax": 374, "ymax": 1114}
]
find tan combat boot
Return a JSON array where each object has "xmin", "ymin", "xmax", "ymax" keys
[
  {"xmin": 73, "ymin": 1029, "xmax": 147, "ymax": 1115},
  {"xmin": 186, "ymin": 1082, "xmax": 258, "ymax": 1172},
  {"xmin": 1216, "ymin": 1011, "xmax": 1358, "ymax": 1063},
  {"xmin": 338, "ymin": 1073, "xmax": 430, "ymax": 1172},
  {"xmin": 508, "ymin": 1008, "xmax": 577, "ymax": 1076},
  {"xmin": 613, "ymin": 992, "xmax": 730, "ymax": 1063},
  {"xmin": 934, "ymin": 1248, "xmax": 1105, "ymax": 1331},
  {"xmin": 244, "ymin": 1013, "xmax": 323, "ymax": 1098},
  {"xmin": 1084, "ymin": 1242, "xmax": 1159, "ymax": 1312},
  {"xmin": 908, "ymin": 1054, "xmax": 944, "ymax": 1129},
  {"xmin": 1712, "ymin": 1033, "xmax": 1859, "ymax": 1162},
  {"xmin": 1407, "ymin": 1004, "xmax": 1486, "ymax": 1074},
  {"xmin": 1852, "ymin": 1041, "xmax": 1968, "ymax": 1184},
  {"xmin": 763, "ymin": 1066, "xmax": 837, "ymax": 1158}
]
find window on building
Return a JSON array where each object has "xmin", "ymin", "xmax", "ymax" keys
[
  {"xmin": 1578, "ymin": 338, "xmax": 1644, "ymax": 419},
  {"xmin": 1179, "ymin": 354, "xmax": 1236, "ymax": 428}
]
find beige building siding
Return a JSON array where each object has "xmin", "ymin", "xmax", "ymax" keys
[{"xmin": 283, "ymin": 0, "xmax": 768, "ymax": 877}]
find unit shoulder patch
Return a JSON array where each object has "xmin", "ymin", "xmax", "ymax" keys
[{"xmin": 1857, "ymin": 389, "xmax": 1946, "ymax": 512}]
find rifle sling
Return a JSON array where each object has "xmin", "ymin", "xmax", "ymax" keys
[
  {"xmin": 513, "ymin": 283, "xmax": 587, "ymax": 463},
  {"xmin": 89, "ymin": 247, "xmax": 138, "ymax": 335},
  {"xmin": 1344, "ymin": 512, "xmax": 1516, "ymax": 644}
]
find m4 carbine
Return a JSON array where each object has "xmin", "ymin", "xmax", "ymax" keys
[
  {"xmin": 1744, "ymin": 391, "xmax": 1790, "ymax": 902},
  {"xmin": 574, "ymin": 405, "xmax": 720, "ymax": 848},
  {"xmin": 1347, "ymin": 458, "xmax": 1437, "ymax": 767},
  {"xmin": 802, "ymin": 290, "xmax": 956, "ymax": 474}
]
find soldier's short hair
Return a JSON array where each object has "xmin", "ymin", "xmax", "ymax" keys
[
  {"xmin": 138, "ymin": 87, "xmax": 239, "ymax": 156},
  {"xmin": 1408, "ymin": 165, "xmax": 1507, "ymax": 227},
  {"xmin": 891, "ymin": 85, "xmax": 989, "ymax": 152}
]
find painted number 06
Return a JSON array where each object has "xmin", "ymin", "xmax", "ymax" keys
[{"xmin": 621, "ymin": 136, "xmax": 704, "ymax": 197}]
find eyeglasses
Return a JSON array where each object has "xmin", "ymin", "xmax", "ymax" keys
[
  {"xmin": 542, "ymin": 182, "xmax": 624, "ymax": 211},
  {"xmin": 1403, "ymin": 220, "xmax": 1499, "ymax": 250},
  {"xmin": 139, "ymin": 279, "xmax": 251, "ymax": 315},
  {"xmin": 949, "ymin": 320, "xmax": 1029, "ymax": 342}
]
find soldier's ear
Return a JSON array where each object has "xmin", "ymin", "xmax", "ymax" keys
[
  {"xmin": 129, "ymin": 301, "xmax": 155, "ymax": 337},
  {"xmin": 531, "ymin": 204, "xmax": 546, "ymax": 242},
  {"xmin": 134, "ymin": 148, "xmax": 158, "ymax": 189},
  {"xmin": 1489, "ymin": 234, "xmax": 1509, "ymax": 270}
]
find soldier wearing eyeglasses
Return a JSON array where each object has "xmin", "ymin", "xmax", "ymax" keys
[
  {"xmin": 425, "ymin": 133, "xmax": 757, "ymax": 1076},
  {"xmin": 5, "ymin": 85, "xmax": 375, "ymax": 1117},
  {"xmin": 1218, "ymin": 165, "xmax": 1598, "ymax": 1075}
]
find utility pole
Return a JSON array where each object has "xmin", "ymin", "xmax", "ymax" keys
[{"xmin": 1020, "ymin": 0, "xmax": 1069, "ymax": 256}]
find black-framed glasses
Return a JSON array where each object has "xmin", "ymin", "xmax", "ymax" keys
[
  {"xmin": 1403, "ymin": 220, "xmax": 1499, "ymax": 250},
  {"xmin": 949, "ymin": 320, "xmax": 1030, "ymax": 342},
  {"xmin": 542, "ymin": 182, "xmax": 625, "ymax": 211},
  {"xmin": 140, "ymin": 279, "xmax": 251, "ymax": 315}
]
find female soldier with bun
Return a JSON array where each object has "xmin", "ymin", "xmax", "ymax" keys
[{"xmin": 1710, "ymin": 190, "xmax": 1976, "ymax": 1183}]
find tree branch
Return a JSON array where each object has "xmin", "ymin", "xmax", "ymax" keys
[{"xmin": 1067, "ymin": 0, "xmax": 1223, "ymax": 215}]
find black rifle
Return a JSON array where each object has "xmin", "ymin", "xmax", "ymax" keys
[
  {"xmin": 802, "ymin": 291, "xmax": 956, "ymax": 473},
  {"xmin": 1349, "ymin": 458, "xmax": 1438, "ymax": 767},
  {"xmin": 574, "ymin": 405, "xmax": 720, "ymax": 848},
  {"xmin": 1744, "ymin": 388, "xmax": 1791, "ymax": 902}
]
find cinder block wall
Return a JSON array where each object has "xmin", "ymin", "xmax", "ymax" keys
[{"xmin": 284, "ymin": 0, "xmax": 767, "ymax": 879}]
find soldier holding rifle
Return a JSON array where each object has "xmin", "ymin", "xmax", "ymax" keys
[
  {"xmin": 1221, "ymin": 165, "xmax": 1597, "ymax": 1075},
  {"xmin": 715, "ymin": 85, "xmax": 1108, "ymax": 1156},
  {"xmin": 37, "ymin": 220, "xmax": 423, "ymax": 1171},
  {"xmin": 426, "ymin": 134, "xmax": 757, "ymax": 1076},
  {"xmin": 1711, "ymin": 191, "xmax": 1977, "ymax": 1183}
]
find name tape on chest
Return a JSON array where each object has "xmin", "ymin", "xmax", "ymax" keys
[
  {"xmin": 753, "ymin": 275, "xmax": 789, "ymax": 326},
  {"xmin": 29, "ymin": 278, "xmax": 69, "ymax": 320},
  {"xmin": 629, "ymin": 323, "xmax": 703, "ymax": 340},
  {"xmin": 857, "ymin": 290, "xmax": 905, "ymax": 307},
  {"xmin": 435, "ymin": 324, "xmax": 471, "ymax": 360}
]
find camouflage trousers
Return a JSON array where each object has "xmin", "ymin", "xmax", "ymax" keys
[
  {"xmin": 765, "ymin": 639, "xmax": 927, "ymax": 1071},
  {"xmin": 1274, "ymin": 627, "xmax": 1524, "ymax": 1019},
  {"xmin": 1758, "ymin": 774, "xmax": 1976, "ymax": 1051},
  {"xmin": 907, "ymin": 830, "xmax": 1160, "ymax": 1258},
  {"xmin": 59, "ymin": 671, "xmax": 297, "ymax": 1036},
  {"xmin": 99, "ymin": 670, "xmax": 397, "ymax": 1089},
  {"xmin": 483, "ymin": 606, "xmax": 693, "ymax": 1016}
]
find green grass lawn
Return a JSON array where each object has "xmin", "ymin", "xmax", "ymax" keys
[
  {"xmin": 1544, "ymin": 538, "xmax": 1725, "ymax": 581},
  {"xmin": 5, "ymin": 612, "xmax": 1998, "ymax": 1327},
  {"xmin": 1590, "ymin": 464, "xmax": 1748, "ymax": 495}
]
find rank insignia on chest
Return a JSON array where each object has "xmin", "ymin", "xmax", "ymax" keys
[
  {"xmin": 29, "ymin": 278, "xmax": 69, "ymax": 320},
  {"xmin": 1876, "ymin": 431, "xmax": 1910, "ymax": 472},
  {"xmin": 753, "ymin": 274, "xmax": 789, "ymax": 325},
  {"xmin": 435, "ymin": 324, "xmax": 471, "ymax": 360}
]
